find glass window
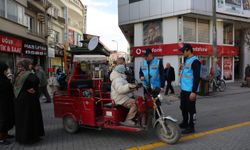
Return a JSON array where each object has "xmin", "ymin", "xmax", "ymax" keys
[
  {"xmin": 74, "ymin": 31, "xmax": 78, "ymax": 45},
  {"xmin": 223, "ymin": 23, "xmax": 233, "ymax": 44},
  {"xmin": 7, "ymin": 0, "xmax": 17, "ymax": 22},
  {"xmin": 77, "ymin": 34, "xmax": 82, "ymax": 47},
  {"xmin": 17, "ymin": 5, "xmax": 25, "ymax": 25},
  {"xmin": 37, "ymin": 21, "xmax": 43, "ymax": 35},
  {"xmin": 183, "ymin": 17, "xmax": 196, "ymax": 42},
  {"xmin": 51, "ymin": 30, "xmax": 58, "ymax": 42},
  {"xmin": 198, "ymin": 19, "xmax": 210, "ymax": 43},
  {"xmin": 129, "ymin": 0, "xmax": 142, "ymax": 3},
  {"xmin": 27, "ymin": 15, "xmax": 34, "ymax": 31},
  {"xmin": 0, "ymin": 0, "xmax": 5, "ymax": 17}
]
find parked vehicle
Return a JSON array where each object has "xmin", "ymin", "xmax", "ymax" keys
[
  {"xmin": 209, "ymin": 78, "xmax": 226, "ymax": 92},
  {"xmin": 53, "ymin": 55, "xmax": 181, "ymax": 144}
]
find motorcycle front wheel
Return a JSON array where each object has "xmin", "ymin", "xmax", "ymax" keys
[{"xmin": 155, "ymin": 119, "xmax": 181, "ymax": 144}]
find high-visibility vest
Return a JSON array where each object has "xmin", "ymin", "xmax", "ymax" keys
[
  {"xmin": 140, "ymin": 58, "xmax": 160, "ymax": 89},
  {"xmin": 180, "ymin": 56, "xmax": 200, "ymax": 92}
]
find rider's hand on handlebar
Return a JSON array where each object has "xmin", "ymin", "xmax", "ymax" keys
[{"xmin": 129, "ymin": 84, "xmax": 137, "ymax": 89}]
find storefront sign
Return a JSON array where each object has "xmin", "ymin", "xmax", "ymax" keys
[
  {"xmin": 132, "ymin": 43, "xmax": 238, "ymax": 57},
  {"xmin": 0, "ymin": 35, "xmax": 22, "ymax": 53},
  {"xmin": 48, "ymin": 47, "xmax": 55, "ymax": 58},
  {"xmin": 23, "ymin": 41, "xmax": 47, "ymax": 56}
]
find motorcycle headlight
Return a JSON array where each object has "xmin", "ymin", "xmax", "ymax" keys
[{"xmin": 157, "ymin": 94, "xmax": 163, "ymax": 101}]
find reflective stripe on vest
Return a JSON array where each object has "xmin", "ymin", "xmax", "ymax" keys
[
  {"xmin": 180, "ymin": 56, "xmax": 199, "ymax": 92},
  {"xmin": 140, "ymin": 58, "xmax": 160, "ymax": 89}
]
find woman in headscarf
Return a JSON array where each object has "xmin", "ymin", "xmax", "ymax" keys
[
  {"xmin": 14, "ymin": 59, "xmax": 44, "ymax": 144},
  {"xmin": 0, "ymin": 62, "xmax": 14, "ymax": 145}
]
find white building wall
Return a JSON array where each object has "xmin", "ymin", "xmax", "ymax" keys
[
  {"xmin": 134, "ymin": 23, "xmax": 143, "ymax": 46},
  {"xmin": 163, "ymin": 17, "xmax": 178, "ymax": 44},
  {"xmin": 217, "ymin": 21, "xmax": 224, "ymax": 45},
  {"xmin": 191, "ymin": 0, "xmax": 212, "ymax": 16},
  {"xmin": 119, "ymin": 0, "xmax": 192, "ymax": 25}
]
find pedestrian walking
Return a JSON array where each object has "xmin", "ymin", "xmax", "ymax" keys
[
  {"xmin": 35, "ymin": 65, "xmax": 51, "ymax": 103},
  {"xmin": 14, "ymin": 59, "xmax": 45, "ymax": 144},
  {"xmin": 164, "ymin": 63, "xmax": 175, "ymax": 95},
  {"xmin": 0, "ymin": 62, "xmax": 15, "ymax": 145},
  {"xmin": 179, "ymin": 43, "xmax": 201, "ymax": 134},
  {"xmin": 244, "ymin": 64, "xmax": 250, "ymax": 80}
]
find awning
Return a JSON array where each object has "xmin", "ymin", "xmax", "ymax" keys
[{"xmin": 73, "ymin": 55, "xmax": 107, "ymax": 63}]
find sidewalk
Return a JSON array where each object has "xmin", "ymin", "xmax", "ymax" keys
[{"xmin": 162, "ymin": 81, "xmax": 250, "ymax": 102}]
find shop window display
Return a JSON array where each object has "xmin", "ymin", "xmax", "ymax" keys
[{"xmin": 223, "ymin": 57, "xmax": 233, "ymax": 80}]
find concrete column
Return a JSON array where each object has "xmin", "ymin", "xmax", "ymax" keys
[
  {"xmin": 134, "ymin": 23, "xmax": 143, "ymax": 46},
  {"xmin": 240, "ymin": 29, "xmax": 250, "ymax": 78}
]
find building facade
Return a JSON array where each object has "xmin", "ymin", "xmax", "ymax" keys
[
  {"xmin": 47, "ymin": 0, "xmax": 87, "ymax": 73},
  {"xmin": 118, "ymin": 0, "xmax": 250, "ymax": 84},
  {"xmin": 0, "ymin": 0, "xmax": 51, "ymax": 73}
]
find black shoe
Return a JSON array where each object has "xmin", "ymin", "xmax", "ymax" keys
[
  {"xmin": 181, "ymin": 127, "xmax": 195, "ymax": 134},
  {"xmin": 179, "ymin": 122, "xmax": 188, "ymax": 129},
  {"xmin": 0, "ymin": 139, "xmax": 11, "ymax": 145},
  {"xmin": 6, "ymin": 134, "xmax": 14, "ymax": 139}
]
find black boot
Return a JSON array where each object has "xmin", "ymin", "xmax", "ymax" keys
[
  {"xmin": 179, "ymin": 121, "xmax": 188, "ymax": 129},
  {"xmin": 181, "ymin": 126, "xmax": 195, "ymax": 134}
]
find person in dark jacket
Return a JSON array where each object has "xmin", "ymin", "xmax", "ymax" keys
[
  {"xmin": 35, "ymin": 65, "xmax": 51, "ymax": 103},
  {"xmin": 14, "ymin": 59, "xmax": 45, "ymax": 144},
  {"xmin": 245, "ymin": 64, "xmax": 250, "ymax": 80},
  {"xmin": 0, "ymin": 62, "xmax": 15, "ymax": 145},
  {"xmin": 164, "ymin": 63, "xmax": 175, "ymax": 95},
  {"xmin": 179, "ymin": 43, "xmax": 201, "ymax": 134}
]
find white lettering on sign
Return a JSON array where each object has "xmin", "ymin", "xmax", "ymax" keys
[
  {"xmin": 24, "ymin": 43, "xmax": 46, "ymax": 51},
  {"xmin": 193, "ymin": 47, "xmax": 207, "ymax": 52},
  {"xmin": 152, "ymin": 48, "xmax": 162, "ymax": 53},
  {"xmin": 1, "ymin": 37, "xmax": 13, "ymax": 45}
]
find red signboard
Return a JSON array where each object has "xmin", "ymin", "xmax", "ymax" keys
[
  {"xmin": 132, "ymin": 43, "xmax": 238, "ymax": 57},
  {"xmin": 0, "ymin": 35, "xmax": 22, "ymax": 53},
  {"xmin": 48, "ymin": 68, "xmax": 55, "ymax": 73}
]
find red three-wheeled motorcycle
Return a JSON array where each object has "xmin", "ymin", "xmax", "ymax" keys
[{"xmin": 53, "ymin": 54, "xmax": 181, "ymax": 144}]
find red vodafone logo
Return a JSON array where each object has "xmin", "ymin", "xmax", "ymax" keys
[{"xmin": 136, "ymin": 48, "xmax": 142, "ymax": 55}]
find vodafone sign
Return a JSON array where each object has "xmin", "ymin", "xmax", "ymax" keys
[
  {"xmin": 135, "ymin": 47, "xmax": 163, "ymax": 55},
  {"xmin": 132, "ymin": 43, "xmax": 238, "ymax": 57}
]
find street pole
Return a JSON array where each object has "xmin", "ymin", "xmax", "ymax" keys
[{"xmin": 212, "ymin": 0, "xmax": 217, "ymax": 91}]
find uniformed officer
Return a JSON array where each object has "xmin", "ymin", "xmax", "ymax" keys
[
  {"xmin": 179, "ymin": 43, "xmax": 201, "ymax": 134},
  {"xmin": 139, "ymin": 48, "xmax": 165, "ymax": 91}
]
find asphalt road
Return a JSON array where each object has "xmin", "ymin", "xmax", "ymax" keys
[{"xmin": 1, "ymin": 86, "xmax": 250, "ymax": 150}]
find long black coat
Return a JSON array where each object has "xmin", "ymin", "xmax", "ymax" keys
[
  {"xmin": 15, "ymin": 73, "xmax": 45, "ymax": 144},
  {"xmin": 0, "ymin": 75, "xmax": 14, "ymax": 132},
  {"xmin": 164, "ymin": 66, "xmax": 175, "ymax": 82}
]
